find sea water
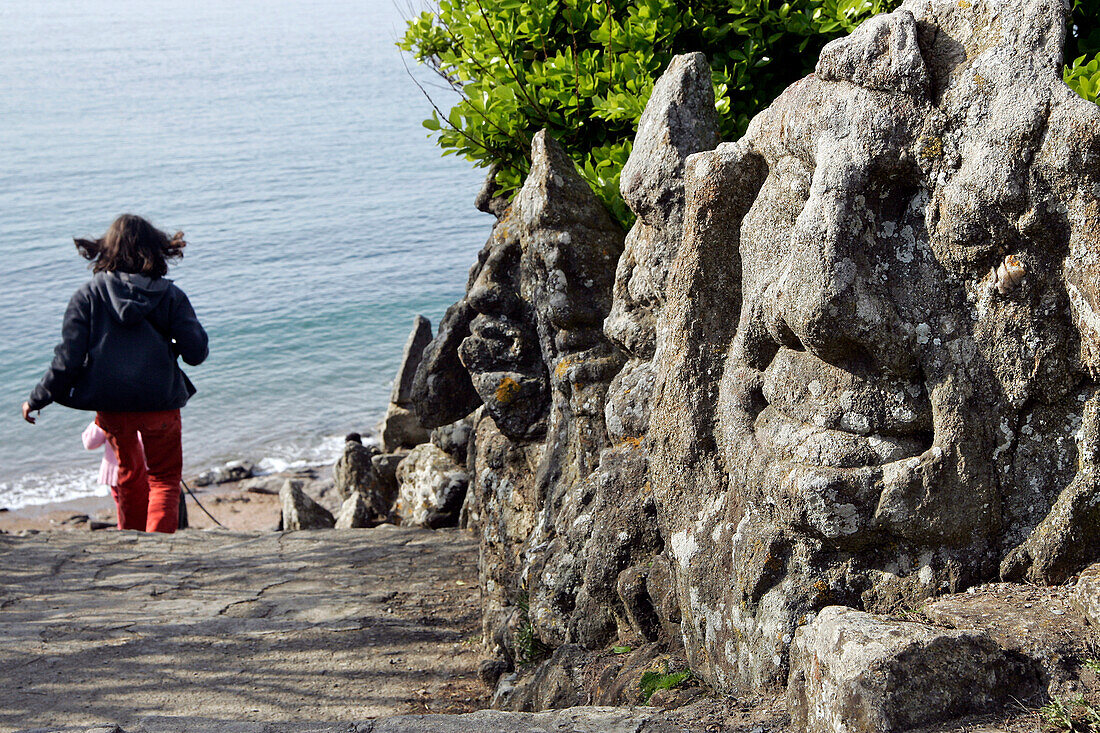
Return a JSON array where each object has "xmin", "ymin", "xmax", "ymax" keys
[{"xmin": 0, "ymin": 0, "xmax": 491, "ymax": 508}]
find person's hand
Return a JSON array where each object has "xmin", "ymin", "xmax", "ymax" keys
[{"xmin": 21, "ymin": 402, "xmax": 36, "ymax": 424}]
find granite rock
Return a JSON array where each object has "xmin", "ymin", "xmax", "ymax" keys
[
  {"xmin": 410, "ymin": 298, "xmax": 483, "ymax": 429},
  {"xmin": 431, "ymin": 417, "xmax": 474, "ymax": 465},
  {"xmin": 334, "ymin": 491, "xmax": 373, "ymax": 529},
  {"xmin": 787, "ymin": 606, "xmax": 1042, "ymax": 733},
  {"xmin": 394, "ymin": 443, "xmax": 469, "ymax": 529},
  {"xmin": 922, "ymin": 583, "xmax": 1099, "ymax": 697},
  {"xmin": 332, "ymin": 436, "xmax": 380, "ymax": 503},
  {"xmin": 390, "ymin": 315, "xmax": 433, "ymax": 406},
  {"xmin": 650, "ymin": 0, "xmax": 1100, "ymax": 691},
  {"xmin": 380, "ymin": 403, "xmax": 430, "ymax": 453},
  {"xmin": 1072, "ymin": 563, "xmax": 1100, "ymax": 629},
  {"xmin": 280, "ymin": 480, "xmax": 335, "ymax": 531}
]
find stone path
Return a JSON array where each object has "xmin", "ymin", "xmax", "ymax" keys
[{"xmin": 0, "ymin": 527, "xmax": 487, "ymax": 732}]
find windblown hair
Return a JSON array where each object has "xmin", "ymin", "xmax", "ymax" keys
[{"xmin": 75, "ymin": 214, "xmax": 186, "ymax": 278}]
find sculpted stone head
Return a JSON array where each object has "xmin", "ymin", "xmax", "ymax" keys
[
  {"xmin": 650, "ymin": 0, "xmax": 1100, "ymax": 692},
  {"xmin": 459, "ymin": 207, "xmax": 550, "ymax": 441}
]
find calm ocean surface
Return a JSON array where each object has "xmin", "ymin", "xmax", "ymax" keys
[{"xmin": 0, "ymin": 0, "xmax": 490, "ymax": 509}]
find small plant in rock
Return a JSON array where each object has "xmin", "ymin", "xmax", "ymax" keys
[
  {"xmin": 1085, "ymin": 658, "xmax": 1100, "ymax": 675},
  {"xmin": 514, "ymin": 594, "xmax": 552, "ymax": 664},
  {"xmin": 639, "ymin": 669, "xmax": 692, "ymax": 704},
  {"xmin": 1039, "ymin": 695, "xmax": 1100, "ymax": 732}
]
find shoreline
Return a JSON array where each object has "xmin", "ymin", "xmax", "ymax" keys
[
  {"xmin": 0, "ymin": 426, "xmax": 364, "ymax": 531},
  {"xmin": 0, "ymin": 463, "xmax": 337, "ymax": 534}
]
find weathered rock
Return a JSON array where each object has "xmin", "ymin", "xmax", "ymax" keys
[
  {"xmin": 519, "ymin": 55, "xmax": 719, "ymax": 662},
  {"xmin": 492, "ymin": 644, "xmax": 589, "ymax": 711},
  {"xmin": 390, "ymin": 315, "xmax": 433, "ymax": 406},
  {"xmin": 435, "ymin": 131, "xmax": 625, "ymax": 679},
  {"xmin": 280, "ymin": 480, "xmax": 335, "ymax": 531},
  {"xmin": 371, "ymin": 451, "xmax": 408, "ymax": 503},
  {"xmin": 431, "ymin": 416, "xmax": 475, "ymax": 465},
  {"xmin": 332, "ymin": 435, "xmax": 380, "ymax": 503},
  {"xmin": 528, "ymin": 442, "xmax": 663, "ymax": 649},
  {"xmin": 334, "ymin": 491, "xmax": 373, "ymax": 529},
  {"xmin": 458, "ymin": 201, "xmax": 550, "ymax": 442},
  {"xmin": 787, "ymin": 606, "xmax": 1042, "ymax": 733},
  {"xmin": 508, "ymin": 132, "xmax": 625, "ymax": 654},
  {"xmin": 922, "ymin": 583, "xmax": 1099, "ymax": 697},
  {"xmin": 380, "ymin": 403, "xmax": 430, "ymax": 453},
  {"xmin": 191, "ymin": 460, "xmax": 255, "ymax": 487},
  {"xmin": 605, "ymin": 51, "xmax": 720, "ymax": 375},
  {"xmin": 1073, "ymin": 564, "xmax": 1100, "ymax": 629},
  {"xmin": 410, "ymin": 220, "xmax": 495, "ymax": 430},
  {"xmin": 650, "ymin": 0, "xmax": 1100, "ymax": 692},
  {"xmin": 394, "ymin": 444, "xmax": 469, "ymax": 529},
  {"xmin": 463, "ymin": 412, "xmax": 544, "ymax": 659}
]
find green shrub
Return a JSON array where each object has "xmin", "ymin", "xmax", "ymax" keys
[
  {"xmin": 400, "ymin": 0, "xmax": 1098, "ymax": 226},
  {"xmin": 400, "ymin": 0, "xmax": 896, "ymax": 224}
]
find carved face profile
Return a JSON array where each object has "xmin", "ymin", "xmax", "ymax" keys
[
  {"xmin": 654, "ymin": 0, "xmax": 1100, "ymax": 692},
  {"xmin": 459, "ymin": 210, "xmax": 550, "ymax": 442}
]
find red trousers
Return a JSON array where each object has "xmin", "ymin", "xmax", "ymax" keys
[{"xmin": 96, "ymin": 409, "xmax": 182, "ymax": 533}]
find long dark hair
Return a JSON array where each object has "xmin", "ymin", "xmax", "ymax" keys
[{"xmin": 75, "ymin": 214, "xmax": 186, "ymax": 278}]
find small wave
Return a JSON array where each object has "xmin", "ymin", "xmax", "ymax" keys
[
  {"xmin": 0, "ymin": 468, "xmax": 109, "ymax": 511},
  {"xmin": 241, "ymin": 433, "xmax": 354, "ymax": 476}
]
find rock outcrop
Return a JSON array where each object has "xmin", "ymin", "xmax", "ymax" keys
[
  {"xmin": 380, "ymin": 316, "xmax": 434, "ymax": 451},
  {"xmin": 280, "ymin": 480, "xmax": 335, "ymax": 531},
  {"xmin": 409, "ymin": 0, "xmax": 1100, "ymax": 716}
]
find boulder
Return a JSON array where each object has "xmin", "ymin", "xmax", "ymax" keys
[
  {"xmin": 279, "ymin": 480, "xmax": 335, "ymax": 531},
  {"xmin": 371, "ymin": 451, "xmax": 408, "ymax": 498},
  {"xmin": 394, "ymin": 443, "xmax": 469, "ymax": 529},
  {"xmin": 1073, "ymin": 564, "xmax": 1100, "ymax": 629},
  {"xmin": 787, "ymin": 606, "xmax": 1042, "ymax": 733},
  {"xmin": 922, "ymin": 583, "xmax": 1099, "ymax": 697},
  {"xmin": 431, "ymin": 416, "xmax": 474, "ymax": 465},
  {"xmin": 191, "ymin": 460, "xmax": 255, "ymax": 487},
  {"xmin": 390, "ymin": 315, "xmax": 433, "ymax": 406},
  {"xmin": 380, "ymin": 403, "xmax": 430, "ymax": 453},
  {"xmin": 334, "ymin": 491, "xmax": 372, "ymax": 529},
  {"xmin": 332, "ymin": 434, "xmax": 380, "ymax": 503}
]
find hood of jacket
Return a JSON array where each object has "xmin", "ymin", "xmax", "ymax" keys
[{"xmin": 93, "ymin": 271, "xmax": 171, "ymax": 325}]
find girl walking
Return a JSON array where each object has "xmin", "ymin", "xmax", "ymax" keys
[{"xmin": 22, "ymin": 214, "xmax": 208, "ymax": 533}]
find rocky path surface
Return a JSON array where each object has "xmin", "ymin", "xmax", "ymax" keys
[{"xmin": 0, "ymin": 527, "xmax": 488, "ymax": 732}]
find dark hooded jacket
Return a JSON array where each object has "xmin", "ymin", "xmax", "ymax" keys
[{"xmin": 27, "ymin": 271, "xmax": 208, "ymax": 412}]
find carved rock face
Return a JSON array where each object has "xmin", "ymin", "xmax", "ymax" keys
[
  {"xmin": 651, "ymin": 0, "xmax": 1100, "ymax": 692},
  {"xmin": 526, "ymin": 55, "xmax": 721, "ymax": 650},
  {"xmin": 604, "ymin": 52, "xmax": 721, "ymax": 441},
  {"xmin": 459, "ymin": 207, "xmax": 550, "ymax": 442}
]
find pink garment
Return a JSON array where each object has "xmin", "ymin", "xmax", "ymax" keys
[{"xmin": 83, "ymin": 421, "xmax": 145, "ymax": 486}]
